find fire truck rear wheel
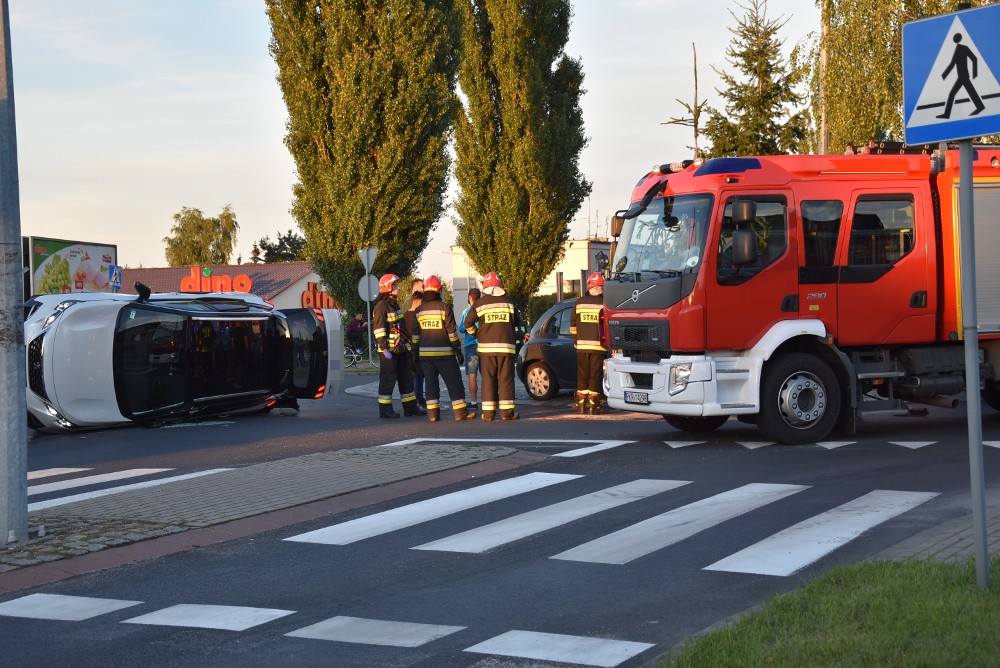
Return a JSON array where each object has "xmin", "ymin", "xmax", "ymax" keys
[
  {"xmin": 758, "ymin": 353, "xmax": 840, "ymax": 445},
  {"xmin": 663, "ymin": 415, "xmax": 729, "ymax": 433}
]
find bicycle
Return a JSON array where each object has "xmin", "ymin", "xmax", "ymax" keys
[{"xmin": 344, "ymin": 340, "xmax": 379, "ymax": 369}]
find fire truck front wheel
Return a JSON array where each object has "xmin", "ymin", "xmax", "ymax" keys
[{"xmin": 758, "ymin": 353, "xmax": 841, "ymax": 445}]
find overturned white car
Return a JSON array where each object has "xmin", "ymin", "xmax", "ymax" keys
[{"xmin": 24, "ymin": 285, "xmax": 341, "ymax": 431}]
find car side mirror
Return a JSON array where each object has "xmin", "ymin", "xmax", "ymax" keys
[{"xmin": 731, "ymin": 229, "xmax": 758, "ymax": 265}]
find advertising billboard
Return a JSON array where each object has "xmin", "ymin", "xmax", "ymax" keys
[{"xmin": 23, "ymin": 237, "xmax": 118, "ymax": 297}]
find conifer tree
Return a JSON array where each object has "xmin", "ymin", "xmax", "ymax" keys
[
  {"xmin": 266, "ymin": 0, "xmax": 459, "ymax": 315},
  {"xmin": 704, "ymin": 0, "xmax": 810, "ymax": 157},
  {"xmin": 453, "ymin": 0, "xmax": 591, "ymax": 306}
]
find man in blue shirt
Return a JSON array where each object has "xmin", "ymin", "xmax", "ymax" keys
[{"xmin": 459, "ymin": 288, "xmax": 481, "ymax": 408}]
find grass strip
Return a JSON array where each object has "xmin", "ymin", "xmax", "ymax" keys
[{"xmin": 664, "ymin": 557, "xmax": 1000, "ymax": 667}]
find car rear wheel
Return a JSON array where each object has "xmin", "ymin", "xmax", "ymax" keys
[
  {"xmin": 524, "ymin": 362, "xmax": 558, "ymax": 400},
  {"xmin": 663, "ymin": 415, "xmax": 729, "ymax": 432}
]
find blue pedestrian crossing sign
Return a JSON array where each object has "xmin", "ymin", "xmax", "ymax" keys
[{"xmin": 904, "ymin": 4, "xmax": 1000, "ymax": 145}]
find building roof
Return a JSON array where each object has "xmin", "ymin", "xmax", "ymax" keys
[{"xmin": 120, "ymin": 261, "xmax": 317, "ymax": 301}]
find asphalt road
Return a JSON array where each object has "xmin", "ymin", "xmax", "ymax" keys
[{"xmin": 7, "ymin": 388, "xmax": 1000, "ymax": 667}]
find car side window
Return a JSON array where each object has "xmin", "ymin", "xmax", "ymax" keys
[
  {"xmin": 558, "ymin": 307, "xmax": 573, "ymax": 337},
  {"xmin": 847, "ymin": 196, "xmax": 915, "ymax": 266}
]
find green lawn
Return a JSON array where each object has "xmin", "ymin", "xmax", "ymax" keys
[{"xmin": 663, "ymin": 557, "xmax": 1000, "ymax": 667}]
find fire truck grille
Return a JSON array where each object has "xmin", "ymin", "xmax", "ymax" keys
[
  {"xmin": 630, "ymin": 373, "xmax": 654, "ymax": 389},
  {"xmin": 609, "ymin": 321, "xmax": 669, "ymax": 355},
  {"xmin": 28, "ymin": 335, "xmax": 48, "ymax": 401},
  {"xmin": 630, "ymin": 352, "xmax": 663, "ymax": 364}
]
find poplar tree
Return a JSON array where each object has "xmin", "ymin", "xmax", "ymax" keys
[
  {"xmin": 266, "ymin": 0, "xmax": 459, "ymax": 315},
  {"xmin": 814, "ymin": 0, "xmax": 994, "ymax": 152},
  {"xmin": 704, "ymin": 0, "xmax": 811, "ymax": 156},
  {"xmin": 453, "ymin": 0, "xmax": 591, "ymax": 306}
]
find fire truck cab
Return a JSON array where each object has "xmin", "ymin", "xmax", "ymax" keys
[{"xmin": 603, "ymin": 147, "xmax": 1000, "ymax": 444}]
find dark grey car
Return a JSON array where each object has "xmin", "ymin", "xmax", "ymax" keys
[{"xmin": 516, "ymin": 299, "xmax": 578, "ymax": 400}]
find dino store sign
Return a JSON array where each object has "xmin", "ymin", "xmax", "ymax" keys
[{"xmin": 179, "ymin": 266, "xmax": 336, "ymax": 307}]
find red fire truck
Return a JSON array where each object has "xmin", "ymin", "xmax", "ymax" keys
[{"xmin": 602, "ymin": 144, "xmax": 1000, "ymax": 444}]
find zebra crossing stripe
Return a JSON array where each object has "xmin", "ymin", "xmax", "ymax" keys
[
  {"xmin": 27, "ymin": 468, "xmax": 231, "ymax": 512},
  {"xmin": 123, "ymin": 604, "xmax": 295, "ymax": 631},
  {"xmin": 284, "ymin": 472, "xmax": 581, "ymax": 545},
  {"xmin": 705, "ymin": 489, "xmax": 939, "ymax": 576},
  {"xmin": 0, "ymin": 593, "xmax": 142, "ymax": 621},
  {"xmin": 551, "ymin": 483, "xmax": 808, "ymax": 565},
  {"xmin": 27, "ymin": 468, "xmax": 173, "ymax": 495},
  {"xmin": 286, "ymin": 615, "xmax": 465, "ymax": 646},
  {"xmin": 464, "ymin": 630, "xmax": 654, "ymax": 668},
  {"xmin": 26, "ymin": 467, "xmax": 92, "ymax": 480},
  {"xmin": 986, "ymin": 441, "xmax": 1000, "ymax": 449},
  {"xmin": 413, "ymin": 479, "xmax": 690, "ymax": 553}
]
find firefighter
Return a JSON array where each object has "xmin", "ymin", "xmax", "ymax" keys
[
  {"xmin": 464, "ymin": 271, "xmax": 520, "ymax": 421},
  {"xmin": 571, "ymin": 272, "xmax": 607, "ymax": 415},
  {"xmin": 372, "ymin": 273, "xmax": 425, "ymax": 418},
  {"xmin": 412, "ymin": 275, "xmax": 475, "ymax": 422}
]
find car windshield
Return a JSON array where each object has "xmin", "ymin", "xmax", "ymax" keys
[
  {"xmin": 114, "ymin": 306, "xmax": 274, "ymax": 416},
  {"xmin": 612, "ymin": 194, "xmax": 714, "ymax": 275}
]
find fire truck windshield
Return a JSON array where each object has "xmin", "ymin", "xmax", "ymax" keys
[{"xmin": 612, "ymin": 194, "xmax": 713, "ymax": 276}]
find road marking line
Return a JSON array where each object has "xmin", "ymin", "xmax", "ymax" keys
[
  {"xmin": 284, "ymin": 472, "xmax": 580, "ymax": 545},
  {"xmin": 28, "ymin": 468, "xmax": 173, "ymax": 496},
  {"xmin": 464, "ymin": 630, "xmax": 654, "ymax": 668},
  {"xmin": 0, "ymin": 594, "xmax": 142, "ymax": 621},
  {"xmin": 27, "ymin": 467, "xmax": 92, "ymax": 480},
  {"xmin": 123, "ymin": 604, "xmax": 294, "ymax": 631},
  {"xmin": 986, "ymin": 441, "xmax": 1000, "ymax": 449},
  {"xmin": 737, "ymin": 441, "xmax": 774, "ymax": 450},
  {"xmin": 555, "ymin": 440, "xmax": 632, "ymax": 457},
  {"xmin": 552, "ymin": 483, "xmax": 808, "ymax": 565},
  {"xmin": 413, "ymin": 479, "xmax": 690, "ymax": 553},
  {"xmin": 27, "ymin": 468, "xmax": 232, "ymax": 512},
  {"xmin": 664, "ymin": 441, "xmax": 706, "ymax": 448},
  {"xmin": 816, "ymin": 441, "xmax": 856, "ymax": 449},
  {"xmin": 705, "ymin": 489, "xmax": 939, "ymax": 576},
  {"xmin": 890, "ymin": 441, "xmax": 936, "ymax": 449},
  {"xmin": 286, "ymin": 615, "xmax": 465, "ymax": 646}
]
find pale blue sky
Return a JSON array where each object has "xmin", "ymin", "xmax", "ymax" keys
[{"xmin": 9, "ymin": 0, "xmax": 819, "ymax": 280}]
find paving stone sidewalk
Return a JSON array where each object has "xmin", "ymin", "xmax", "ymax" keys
[{"xmin": 1, "ymin": 443, "xmax": 517, "ymax": 575}]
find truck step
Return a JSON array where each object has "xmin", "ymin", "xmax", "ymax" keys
[
  {"xmin": 855, "ymin": 361, "xmax": 906, "ymax": 379},
  {"xmin": 857, "ymin": 398, "xmax": 910, "ymax": 416}
]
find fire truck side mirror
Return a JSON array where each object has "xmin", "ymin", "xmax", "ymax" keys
[
  {"xmin": 731, "ymin": 200, "xmax": 757, "ymax": 225},
  {"xmin": 731, "ymin": 229, "xmax": 758, "ymax": 266},
  {"xmin": 611, "ymin": 212, "xmax": 626, "ymax": 237}
]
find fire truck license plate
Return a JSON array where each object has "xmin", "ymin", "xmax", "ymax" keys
[{"xmin": 624, "ymin": 391, "xmax": 649, "ymax": 405}]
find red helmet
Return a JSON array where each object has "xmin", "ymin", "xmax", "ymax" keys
[
  {"xmin": 587, "ymin": 272, "xmax": 605, "ymax": 291},
  {"xmin": 482, "ymin": 272, "xmax": 502, "ymax": 289},
  {"xmin": 379, "ymin": 273, "xmax": 400, "ymax": 294},
  {"xmin": 424, "ymin": 275, "xmax": 442, "ymax": 293}
]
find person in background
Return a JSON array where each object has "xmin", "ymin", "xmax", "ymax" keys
[
  {"xmin": 346, "ymin": 312, "xmax": 367, "ymax": 353},
  {"xmin": 412, "ymin": 275, "xmax": 474, "ymax": 422},
  {"xmin": 404, "ymin": 287, "xmax": 426, "ymax": 408},
  {"xmin": 372, "ymin": 274, "xmax": 424, "ymax": 418},
  {"xmin": 459, "ymin": 287, "xmax": 481, "ymax": 408},
  {"xmin": 571, "ymin": 272, "xmax": 607, "ymax": 415},
  {"xmin": 463, "ymin": 272, "xmax": 520, "ymax": 421}
]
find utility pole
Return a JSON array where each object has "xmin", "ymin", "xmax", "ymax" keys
[
  {"xmin": 819, "ymin": 0, "xmax": 830, "ymax": 154},
  {"xmin": 0, "ymin": 0, "xmax": 28, "ymax": 544}
]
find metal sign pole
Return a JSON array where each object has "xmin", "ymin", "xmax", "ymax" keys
[{"xmin": 958, "ymin": 139, "xmax": 990, "ymax": 590}]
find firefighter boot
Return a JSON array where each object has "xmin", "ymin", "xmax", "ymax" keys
[
  {"xmin": 427, "ymin": 408, "xmax": 440, "ymax": 422},
  {"xmin": 379, "ymin": 403, "xmax": 400, "ymax": 419},
  {"xmin": 403, "ymin": 401, "xmax": 427, "ymax": 417},
  {"xmin": 481, "ymin": 411, "xmax": 495, "ymax": 422},
  {"xmin": 574, "ymin": 392, "xmax": 587, "ymax": 414},
  {"xmin": 500, "ymin": 409, "xmax": 519, "ymax": 421},
  {"xmin": 588, "ymin": 395, "xmax": 602, "ymax": 416},
  {"xmin": 454, "ymin": 407, "xmax": 475, "ymax": 421}
]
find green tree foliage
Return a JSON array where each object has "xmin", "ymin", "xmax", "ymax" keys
[
  {"xmin": 266, "ymin": 0, "xmax": 460, "ymax": 317},
  {"xmin": 453, "ymin": 0, "xmax": 591, "ymax": 306},
  {"xmin": 814, "ymin": 0, "xmax": 993, "ymax": 152},
  {"xmin": 162, "ymin": 205, "xmax": 239, "ymax": 266},
  {"xmin": 257, "ymin": 229, "xmax": 306, "ymax": 263},
  {"xmin": 703, "ymin": 0, "xmax": 811, "ymax": 156}
]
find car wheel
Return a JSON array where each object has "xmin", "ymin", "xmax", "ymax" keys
[
  {"xmin": 663, "ymin": 415, "xmax": 729, "ymax": 432},
  {"xmin": 524, "ymin": 362, "xmax": 558, "ymax": 401},
  {"xmin": 757, "ymin": 353, "xmax": 840, "ymax": 445}
]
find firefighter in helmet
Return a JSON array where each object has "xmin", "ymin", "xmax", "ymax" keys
[
  {"xmin": 571, "ymin": 272, "xmax": 607, "ymax": 415},
  {"xmin": 412, "ymin": 275, "xmax": 475, "ymax": 422},
  {"xmin": 372, "ymin": 273, "xmax": 425, "ymax": 418},
  {"xmin": 463, "ymin": 271, "xmax": 521, "ymax": 421}
]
